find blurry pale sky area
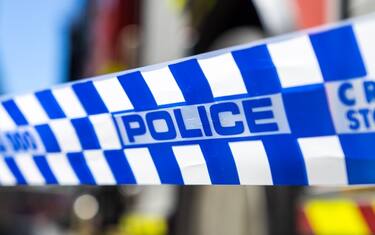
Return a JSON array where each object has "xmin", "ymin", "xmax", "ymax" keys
[{"xmin": 0, "ymin": 1, "xmax": 85, "ymax": 94}]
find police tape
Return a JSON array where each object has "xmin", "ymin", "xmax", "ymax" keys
[{"xmin": 0, "ymin": 14, "xmax": 375, "ymax": 186}]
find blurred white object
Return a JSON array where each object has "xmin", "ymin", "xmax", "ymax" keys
[
  {"xmin": 141, "ymin": 0, "xmax": 191, "ymax": 65},
  {"xmin": 252, "ymin": 0, "xmax": 297, "ymax": 34},
  {"xmin": 133, "ymin": 186, "xmax": 177, "ymax": 217},
  {"xmin": 73, "ymin": 194, "xmax": 99, "ymax": 220}
]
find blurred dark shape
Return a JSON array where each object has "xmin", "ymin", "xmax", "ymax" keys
[
  {"xmin": 191, "ymin": 0, "xmax": 262, "ymax": 54},
  {"xmin": 69, "ymin": 0, "xmax": 141, "ymax": 81},
  {"xmin": 69, "ymin": 1, "xmax": 92, "ymax": 81},
  {"xmin": 266, "ymin": 187, "xmax": 301, "ymax": 235},
  {"xmin": 95, "ymin": 187, "xmax": 126, "ymax": 231}
]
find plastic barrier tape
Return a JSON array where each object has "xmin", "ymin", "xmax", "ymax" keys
[{"xmin": 0, "ymin": 15, "xmax": 375, "ymax": 186}]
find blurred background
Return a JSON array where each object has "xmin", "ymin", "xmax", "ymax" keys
[{"xmin": 0, "ymin": 0, "xmax": 375, "ymax": 234}]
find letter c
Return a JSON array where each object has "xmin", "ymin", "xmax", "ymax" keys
[
  {"xmin": 210, "ymin": 102, "xmax": 244, "ymax": 135},
  {"xmin": 338, "ymin": 82, "xmax": 355, "ymax": 106}
]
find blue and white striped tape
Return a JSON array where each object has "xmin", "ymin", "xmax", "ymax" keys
[{"xmin": 0, "ymin": 15, "xmax": 375, "ymax": 186}]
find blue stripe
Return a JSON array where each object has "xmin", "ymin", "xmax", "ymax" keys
[
  {"xmin": 71, "ymin": 118, "xmax": 100, "ymax": 150},
  {"xmin": 310, "ymin": 25, "xmax": 366, "ymax": 81},
  {"xmin": 200, "ymin": 140, "xmax": 240, "ymax": 184},
  {"xmin": 4, "ymin": 157, "xmax": 26, "ymax": 184},
  {"xmin": 0, "ymin": 139, "xmax": 6, "ymax": 152},
  {"xmin": 67, "ymin": 152, "xmax": 96, "ymax": 184},
  {"xmin": 72, "ymin": 81, "xmax": 108, "ymax": 115},
  {"xmin": 2, "ymin": 100, "xmax": 28, "ymax": 125},
  {"xmin": 262, "ymin": 135, "xmax": 308, "ymax": 185},
  {"xmin": 340, "ymin": 133, "xmax": 375, "ymax": 184},
  {"xmin": 33, "ymin": 155, "xmax": 58, "ymax": 184},
  {"xmin": 104, "ymin": 150, "xmax": 136, "ymax": 184},
  {"xmin": 148, "ymin": 144, "xmax": 183, "ymax": 184},
  {"xmin": 282, "ymin": 84, "xmax": 335, "ymax": 137},
  {"xmin": 232, "ymin": 45, "xmax": 281, "ymax": 96},
  {"xmin": 118, "ymin": 72, "xmax": 157, "ymax": 110},
  {"xmin": 35, "ymin": 90, "xmax": 66, "ymax": 119},
  {"xmin": 169, "ymin": 59, "xmax": 214, "ymax": 104},
  {"xmin": 35, "ymin": 124, "xmax": 61, "ymax": 152}
]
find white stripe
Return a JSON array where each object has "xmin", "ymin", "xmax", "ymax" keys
[
  {"xmin": 229, "ymin": 140, "xmax": 273, "ymax": 185},
  {"xmin": 83, "ymin": 150, "xmax": 116, "ymax": 185},
  {"xmin": 14, "ymin": 94, "xmax": 49, "ymax": 124},
  {"xmin": 45, "ymin": 153, "xmax": 79, "ymax": 185},
  {"xmin": 298, "ymin": 136, "xmax": 347, "ymax": 185},
  {"xmin": 268, "ymin": 35, "xmax": 324, "ymax": 88},
  {"xmin": 124, "ymin": 148, "xmax": 161, "ymax": 184},
  {"xmin": 353, "ymin": 20, "xmax": 375, "ymax": 76},
  {"xmin": 172, "ymin": 145, "xmax": 211, "ymax": 184},
  {"xmin": 13, "ymin": 154, "xmax": 45, "ymax": 185},
  {"xmin": 93, "ymin": 77, "xmax": 134, "ymax": 112},
  {"xmin": 49, "ymin": 119, "xmax": 82, "ymax": 152},
  {"xmin": 52, "ymin": 86, "xmax": 86, "ymax": 118},
  {"xmin": 89, "ymin": 114, "xmax": 121, "ymax": 149},
  {"xmin": 198, "ymin": 53, "xmax": 247, "ymax": 97},
  {"xmin": 0, "ymin": 158, "xmax": 16, "ymax": 185},
  {"xmin": 0, "ymin": 104, "xmax": 16, "ymax": 131},
  {"xmin": 141, "ymin": 67, "xmax": 185, "ymax": 105}
]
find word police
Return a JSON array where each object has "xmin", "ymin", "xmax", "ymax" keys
[{"xmin": 115, "ymin": 94, "xmax": 290, "ymax": 145}]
